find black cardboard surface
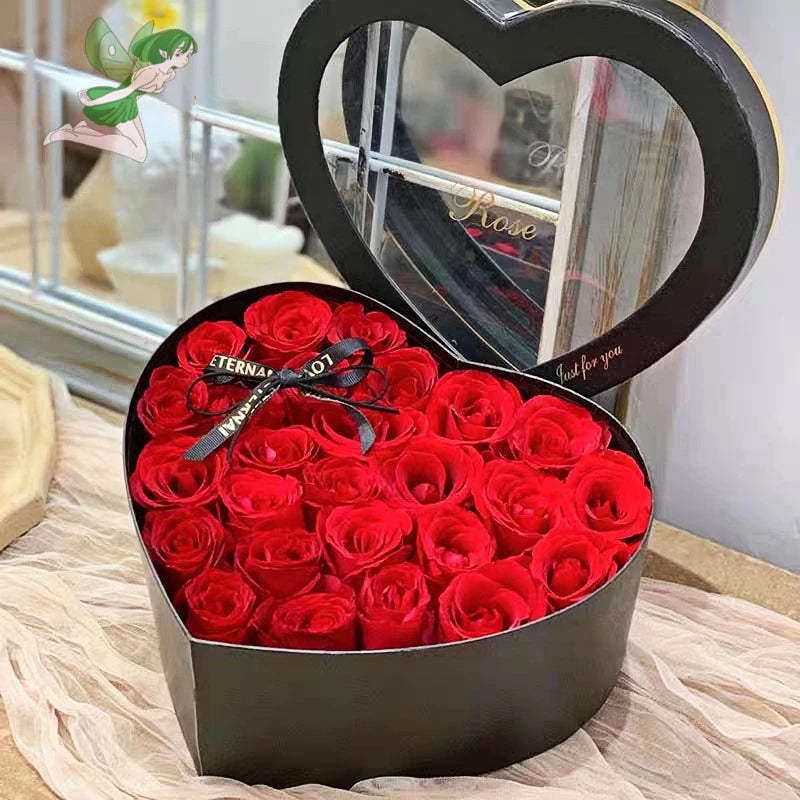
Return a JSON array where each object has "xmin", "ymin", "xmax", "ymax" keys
[{"xmin": 125, "ymin": 283, "xmax": 652, "ymax": 788}]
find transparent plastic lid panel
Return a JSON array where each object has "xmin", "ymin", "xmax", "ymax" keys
[{"xmin": 318, "ymin": 20, "xmax": 704, "ymax": 373}]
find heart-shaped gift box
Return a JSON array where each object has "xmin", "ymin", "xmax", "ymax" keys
[{"xmin": 124, "ymin": 0, "xmax": 778, "ymax": 789}]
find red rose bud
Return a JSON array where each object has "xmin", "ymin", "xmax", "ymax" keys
[
  {"xmin": 269, "ymin": 575, "xmax": 357, "ymax": 650},
  {"xmin": 234, "ymin": 528, "xmax": 322, "ymax": 599},
  {"xmin": 416, "ymin": 506, "xmax": 496, "ymax": 584},
  {"xmin": 475, "ymin": 460, "xmax": 570, "ymax": 556},
  {"xmin": 302, "ymin": 455, "xmax": 383, "ymax": 508},
  {"xmin": 184, "ymin": 568, "xmax": 257, "ymax": 644},
  {"xmin": 529, "ymin": 527, "xmax": 624, "ymax": 610},
  {"xmin": 249, "ymin": 597, "xmax": 279, "ymax": 646},
  {"xmin": 232, "ymin": 425, "xmax": 318, "ymax": 477},
  {"xmin": 317, "ymin": 502, "xmax": 413, "ymax": 582},
  {"xmin": 244, "ymin": 290, "xmax": 332, "ymax": 356},
  {"xmin": 219, "ymin": 469, "xmax": 305, "ymax": 535},
  {"xmin": 358, "ymin": 563, "xmax": 432, "ymax": 650},
  {"xmin": 426, "ymin": 370, "xmax": 521, "ymax": 444},
  {"xmin": 143, "ymin": 507, "xmax": 227, "ymax": 594},
  {"xmin": 565, "ymin": 451, "xmax": 652, "ymax": 541},
  {"xmin": 129, "ymin": 436, "xmax": 227, "ymax": 509},
  {"xmin": 495, "ymin": 394, "xmax": 610, "ymax": 473},
  {"xmin": 311, "ymin": 405, "xmax": 428, "ymax": 458},
  {"xmin": 364, "ymin": 347, "xmax": 439, "ymax": 409},
  {"xmin": 327, "ymin": 301, "xmax": 407, "ymax": 354},
  {"xmin": 380, "ymin": 437, "xmax": 482, "ymax": 510},
  {"xmin": 437, "ymin": 558, "xmax": 548, "ymax": 643},
  {"xmin": 176, "ymin": 320, "xmax": 247, "ymax": 375}
]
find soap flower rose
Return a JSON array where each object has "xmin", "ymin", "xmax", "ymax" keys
[
  {"xmin": 358, "ymin": 563, "xmax": 432, "ymax": 650},
  {"xmin": 129, "ymin": 435, "xmax": 227, "ymax": 509},
  {"xmin": 426, "ymin": 370, "xmax": 521, "ymax": 445},
  {"xmin": 143, "ymin": 506, "xmax": 227, "ymax": 594},
  {"xmin": 232, "ymin": 425, "xmax": 317, "ymax": 477},
  {"xmin": 263, "ymin": 575, "xmax": 357, "ymax": 650},
  {"xmin": 565, "ymin": 450, "xmax": 652, "ymax": 541},
  {"xmin": 311, "ymin": 405, "xmax": 428, "ymax": 458},
  {"xmin": 416, "ymin": 506, "xmax": 496, "ymax": 585},
  {"xmin": 437, "ymin": 559, "xmax": 548, "ymax": 642},
  {"xmin": 360, "ymin": 347, "xmax": 439, "ymax": 409},
  {"xmin": 529, "ymin": 527, "xmax": 629, "ymax": 610},
  {"xmin": 244, "ymin": 291, "xmax": 332, "ymax": 357},
  {"xmin": 176, "ymin": 320, "xmax": 247, "ymax": 375},
  {"xmin": 183, "ymin": 568, "xmax": 256, "ymax": 644},
  {"xmin": 302, "ymin": 455, "xmax": 383, "ymax": 508},
  {"xmin": 137, "ymin": 368, "xmax": 209, "ymax": 437},
  {"xmin": 327, "ymin": 301, "xmax": 407, "ymax": 354},
  {"xmin": 234, "ymin": 528, "xmax": 322, "ymax": 600},
  {"xmin": 380, "ymin": 437, "xmax": 482, "ymax": 510},
  {"xmin": 495, "ymin": 395, "xmax": 610, "ymax": 472},
  {"xmin": 219, "ymin": 469, "xmax": 305, "ymax": 536},
  {"xmin": 317, "ymin": 501, "xmax": 413, "ymax": 582},
  {"xmin": 475, "ymin": 460, "xmax": 570, "ymax": 556}
]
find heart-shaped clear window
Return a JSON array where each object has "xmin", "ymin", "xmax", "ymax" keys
[{"xmin": 316, "ymin": 23, "xmax": 704, "ymax": 372}]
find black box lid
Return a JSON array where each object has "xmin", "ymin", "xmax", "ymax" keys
[{"xmin": 279, "ymin": 0, "xmax": 780, "ymax": 397}]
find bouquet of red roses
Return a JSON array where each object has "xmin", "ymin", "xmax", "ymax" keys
[{"xmin": 130, "ymin": 289, "xmax": 651, "ymax": 651}]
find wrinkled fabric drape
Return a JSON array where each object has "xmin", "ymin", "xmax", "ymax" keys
[{"xmin": 0, "ymin": 381, "xmax": 797, "ymax": 800}]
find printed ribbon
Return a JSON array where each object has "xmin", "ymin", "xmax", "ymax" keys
[{"xmin": 181, "ymin": 337, "xmax": 398, "ymax": 461}]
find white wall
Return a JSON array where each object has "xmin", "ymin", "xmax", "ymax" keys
[{"xmin": 628, "ymin": 0, "xmax": 800, "ymax": 572}]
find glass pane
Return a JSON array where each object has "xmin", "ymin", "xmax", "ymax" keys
[
  {"xmin": 0, "ymin": 71, "xmax": 32, "ymax": 277},
  {"xmin": 323, "ymin": 24, "xmax": 704, "ymax": 372},
  {"xmin": 188, "ymin": 127, "xmax": 344, "ymax": 307},
  {"xmin": 37, "ymin": 71, "xmax": 217, "ymax": 325}
]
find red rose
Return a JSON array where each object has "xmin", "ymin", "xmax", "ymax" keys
[
  {"xmin": 143, "ymin": 507, "xmax": 227, "ymax": 593},
  {"xmin": 244, "ymin": 291, "xmax": 332, "ymax": 356},
  {"xmin": 137, "ymin": 369, "xmax": 208, "ymax": 437},
  {"xmin": 380, "ymin": 438, "xmax": 482, "ymax": 510},
  {"xmin": 253, "ymin": 391, "xmax": 291, "ymax": 429},
  {"xmin": 437, "ymin": 559, "xmax": 548, "ymax": 643},
  {"xmin": 416, "ymin": 506, "xmax": 496, "ymax": 584},
  {"xmin": 361, "ymin": 347, "xmax": 439, "ymax": 409},
  {"xmin": 219, "ymin": 469, "xmax": 305, "ymax": 535},
  {"xmin": 249, "ymin": 598, "xmax": 279, "ymax": 645},
  {"xmin": 183, "ymin": 568, "xmax": 256, "ymax": 644},
  {"xmin": 176, "ymin": 320, "xmax": 247, "ymax": 374},
  {"xmin": 565, "ymin": 451, "xmax": 652, "ymax": 541},
  {"xmin": 625, "ymin": 536, "xmax": 645, "ymax": 561},
  {"xmin": 234, "ymin": 528, "xmax": 321, "ymax": 599},
  {"xmin": 529, "ymin": 527, "xmax": 624, "ymax": 610},
  {"xmin": 426, "ymin": 370, "xmax": 521, "ymax": 444},
  {"xmin": 475, "ymin": 460, "xmax": 570, "ymax": 556},
  {"xmin": 232, "ymin": 425, "xmax": 317, "ymax": 477},
  {"xmin": 130, "ymin": 436, "xmax": 227, "ymax": 509},
  {"xmin": 302, "ymin": 455, "xmax": 383, "ymax": 507},
  {"xmin": 148, "ymin": 365, "xmax": 189, "ymax": 388},
  {"xmin": 311, "ymin": 405, "xmax": 428, "ymax": 457},
  {"xmin": 317, "ymin": 502, "xmax": 413, "ymax": 581},
  {"xmin": 495, "ymin": 395, "xmax": 610, "ymax": 472},
  {"xmin": 267, "ymin": 575, "xmax": 357, "ymax": 650},
  {"xmin": 327, "ymin": 302, "xmax": 407, "ymax": 354},
  {"xmin": 358, "ymin": 563, "xmax": 432, "ymax": 649},
  {"xmin": 204, "ymin": 382, "xmax": 251, "ymax": 414}
]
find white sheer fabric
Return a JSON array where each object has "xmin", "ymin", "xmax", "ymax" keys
[{"xmin": 0, "ymin": 381, "xmax": 797, "ymax": 800}]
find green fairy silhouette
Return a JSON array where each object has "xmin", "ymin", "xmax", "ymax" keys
[{"xmin": 44, "ymin": 19, "xmax": 197, "ymax": 162}]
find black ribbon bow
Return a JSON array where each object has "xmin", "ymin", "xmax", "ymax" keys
[{"xmin": 181, "ymin": 337, "xmax": 398, "ymax": 461}]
